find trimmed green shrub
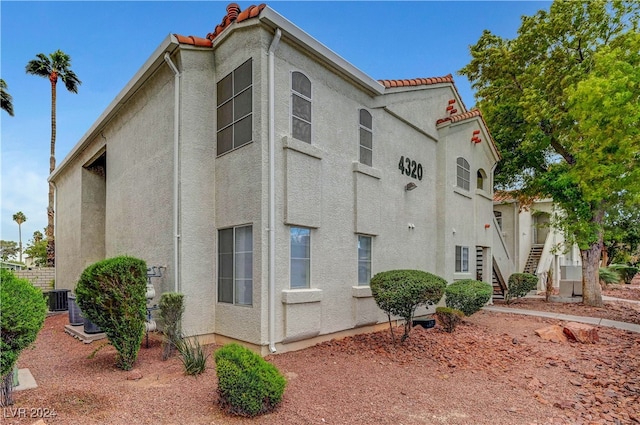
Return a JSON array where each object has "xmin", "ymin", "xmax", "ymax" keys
[
  {"xmin": 505, "ymin": 273, "xmax": 538, "ymax": 304},
  {"xmin": 370, "ymin": 269, "xmax": 446, "ymax": 342},
  {"xmin": 159, "ymin": 292, "xmax": 184, "ymax": 360},
  {"xmin": 215, "ymin": 343, "xmax": 286, "ymax": 417},
  {"xmin": 1, "ymin": 269, "xmax": 47, "ymax": 406},
  {"xmin": 76, "ymin": 256, "xmax": 147, "ymax": 370},
  {"xmin": 175, "ymin": 337, "xmax": 209, "ymax": 376},
  {"xmin": 609, "ymin": 264, "xmax": 639, "ymax": 285},
  {"xmin": 599, "ymin": 267, "xmax": 621, "ymax": 286},
  {"xmin": 444, "ymin": 279, "xmax": 493, "ymax": 316},
  {"xmin": 435, "ymin": 307, "xmax": 464, "ymax": 333}
]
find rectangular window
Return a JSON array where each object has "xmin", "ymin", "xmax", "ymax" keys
[
  {"xmin": 216, "ymin": 59, "xmax": 253, "ymax": 156},
  {"xmin": 218, "ymin": 225, "xmax": 253, "ymax": 305},
  {"xmin": 359, "ymin": 109, "xmax": 373, "ymax": 167},
  {"xmin": 290, "ymin": 227, "xmax": 310, "ymax": 288},
  {"xmin": 358, "ymin": 235, "xmax": 372, "ymax": 285},
  {"xmin": 455, "ymin": 245, "xmax": 469, "ymax": 273}
]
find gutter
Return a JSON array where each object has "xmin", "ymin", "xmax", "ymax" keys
[
  {"xmin": 267, "ymin": 28, "xmax": 282, "ymax": 353},
  {"xmin": 164, "ymin": 52, "xmax": 181, "ymax": 293}
]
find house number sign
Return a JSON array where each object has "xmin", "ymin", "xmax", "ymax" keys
[{"xmin": 398, "ymin": 156, "xmax": 423, "ymax": 181}]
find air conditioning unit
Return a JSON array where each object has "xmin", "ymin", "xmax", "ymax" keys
[{"xmin": 48, "ymin": 289, "xmax": 70, "ymax": 311}]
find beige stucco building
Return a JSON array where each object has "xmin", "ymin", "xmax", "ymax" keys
[{"xmin": 50, "ymin": 3, "xmax": 501, "ymax": 353}]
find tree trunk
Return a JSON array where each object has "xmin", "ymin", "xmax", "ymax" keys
[
  {"xmin": 581, "ymin": 240, "xmax": 604, "ymax": 307},
  {"xmin": 18, "ymin": 223, "xmax": 22, "ymax": 263},
  {"xmin": 46, "ymin": 78, "xmax": 57, "ymax": 267},
  {"xmin": 0, "ymin": 372, "xmax": 14, "ymax": 406}
]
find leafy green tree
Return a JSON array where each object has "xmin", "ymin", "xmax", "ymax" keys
[
  {"xmin": 0, "ymin": 79, "xmax": 14, "ymax": 116},
  {"xmin": 604, "ymin": 208, "xmax": 640, "ymax": 266},
  {"xmin": 12, "ymin": 212, "xmax": 26, "ymax": 263},
  {"xmin": 0, "ymin": 241, "xmax": 18, "ymax": 262},
  {"xmin": 26, "ymin": 50, "xmax": 82, "ymax": 267},
  {"xmin": 459, "ymin": 1, "xmax": 640, "ymax": 306},
  {"xmin": 24, "ymin": 231, "xmax": 47, "ymax": 267}
]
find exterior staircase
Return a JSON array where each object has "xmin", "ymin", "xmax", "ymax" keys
[
  {"xmin": 524, "ymin": 244, "xmax": 544, "ymax": 274},
  {"xmin": 477, "ymin": 247, "xmax": 506, "ymax": 299},
  {"xmin": 492, "ymin": 258, "xmax": 507, "ymax": 299}
]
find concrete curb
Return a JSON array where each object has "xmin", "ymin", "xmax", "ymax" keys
[{"xmin": 482, "ymin": 306, "xmax": 640, "ymax": 333}]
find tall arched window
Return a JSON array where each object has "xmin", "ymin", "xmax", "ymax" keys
[
  {"xmin": 456, "ymin": 157, "xmax": 470, "ymax": 190},
  {"xmin": 477, "ymin": 169, "xmax": 487, "ymax": 190},
  {"xmin": 291, "ymin": 72, "xmax": 312, "ymax": 143},
  {"xmin": 359, "ymin": 109, "xmax": 372, "ymax": 166}
]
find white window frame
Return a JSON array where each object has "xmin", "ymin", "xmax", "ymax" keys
[
  {"xmin": 357, "ymin": 235, "xmax": 372, "ymax": 286},
  {"xmin": 358, "ymin": 109, "xmax": 373, "ymax": 167},
  {"xmin": 290, "ymin": 227, "xmax": 311, "ymax": 289},
  {"xmin": 217, "ymin": 225, "xmax": 253, "ymax": 306},
  {"xmin": 216, "ymin": 59, "xmax": 253, "ymax": 156},
  {"xmin": 291, "ymin": 71, "xmax": 312, "ymax": 144},
  {"xmin": 455, "ymin": 245, "xmax": 469, "ymax": 273},
  {"xmin": 456, "ymin": 157, "xmax": 470, "ymax": 191}
]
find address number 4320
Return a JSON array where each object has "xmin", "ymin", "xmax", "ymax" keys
[{"xmin": 398, "ymin": 156, "xmax": 423, "ymax": 181}]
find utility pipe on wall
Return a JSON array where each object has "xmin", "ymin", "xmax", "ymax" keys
[
  {"xmin": 268, "ymin": 28, "xmax": 282, "ymax": 354},
  {"xmin": 164, "ymin": 52, "xmax": 181, "ymax": 293}
]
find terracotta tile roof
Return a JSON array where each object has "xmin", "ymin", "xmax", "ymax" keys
[
  {"xmin": 435, "ymin": 109, "xmax": 482, "ymax": 125},
  {"xmin": 174, "ymin": 3, "xmax": 266, "ymax": 47},
  {"xmin": 174, "ymin": 35, "xmax": 212, "ymax": 47},
  {"xmin": 378, "ymin": 74, "xmax": 454, "ymax": 88}
]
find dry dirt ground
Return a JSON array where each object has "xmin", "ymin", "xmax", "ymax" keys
[{"xmin": 6, "ymin": 279, "xmax": 640, "ymax": 425}]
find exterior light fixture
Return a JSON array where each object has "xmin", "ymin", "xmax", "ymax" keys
[{"xmin": 405, "ymin": 182, "xmax": 417, "ymax": 191}]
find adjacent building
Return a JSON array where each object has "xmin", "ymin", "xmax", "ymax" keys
[{"xmin": 50, "ymin": 3, "xmax": 501, "ymax": 353}]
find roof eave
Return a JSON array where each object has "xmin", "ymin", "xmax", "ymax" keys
[
  {"xmin": 258, "ymin": 7, "xmax": 385, "ymax": 97},
  {"xmin": 50, "ymin": 34, "xmax": 181, "ymax": 182}
]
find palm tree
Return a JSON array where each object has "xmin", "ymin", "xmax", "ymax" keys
[
  {"xmin": 26, "ymin": 50, "xmax": 81, "ymax": 267},
  {"xmin": 1, "ymin": 79, "xmax": 14, "ymax": 116},
  {"xmin": 12, "ymin": 212, "xmax": 27, "ymax": 263}
]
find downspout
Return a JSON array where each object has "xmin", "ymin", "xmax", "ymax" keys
[
  {"xmin": 164, "ymin": 52, "xmax": 181, "ymax": 292},
  {"xmin": 51, "ymin": 181, "xmax": 58, "ymax": 287},
  {"xmin": 268, "ymin": 28, "xmax": 282, "ymax": 353}
]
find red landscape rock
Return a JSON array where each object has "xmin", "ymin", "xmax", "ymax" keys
[
  {"xmin": 563, "ymin": 322, "xmax": 600, "ymax": 343},
  {"xmin": 535, "ymin": 325, "xmax": 568, "ymax": 343}
]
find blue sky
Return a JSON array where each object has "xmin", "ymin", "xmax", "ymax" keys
[{"xmin": 0, "ymin": 0, "xmax": 550, "ymax": 251}]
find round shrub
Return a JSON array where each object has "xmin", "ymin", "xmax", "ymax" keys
[
  {"xmin": 1, "ymin": 269, "xmax": 47, "ymax": 405},
  {"xmin": 370, "ymin": 269, "xmax": 446, "ymax": 342},
  {"xmin": 215, "ymin": 343, "xmax": 286, "ymax": 417},
  {"xmin": 444, "ymin": 279, "xmax": 493, "ymax": 316},
  {"xmin": 505, "ymin": 273, "xmax": 538, "ymax": 304},
  {"xmin": 435, "ymin": 306, "xmax": 464, "ymax": 333},
  {"xmin": 76, "ymin": 256, "xmax": 147, "ymax": 370}
]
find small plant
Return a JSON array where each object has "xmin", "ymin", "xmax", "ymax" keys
[
  {"xmin": 444, "ymin": 279, "xmax": 492, "ymax": 316},
  {"xmin": 599, "ymin": 267, "xmax": 621, "ymax": 287},
  {"xmin": 435, "ymin": 307, "xmax": 464, "ymax": 333},
  {"xmin": 1, "ymin": 269, "xmax": 47, "ymax": 406},
  {"xmin": 609, "ymin": 264, "xmax": 639, "ymax": 285},
  {"xmin": 159, "ymin": 292, "xmax": 184, "ymax": 360},
  {"xmin": 505, "ymin": 273, "xmax": 538, "ymax": 304},
  {"xmin": 370, "ymin": 269, "xmax": 446, "ymax": 343},
  {"xmin": 76, "ymin": 256, "xmax": 147, "ymax": 370},
  {"xmin": 215, "ymin": 343, "xmax": 286, "ymax": 417},
  {"xmin": 175, "ymin": 337, "xmax": 209, "ymax": 376}
]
